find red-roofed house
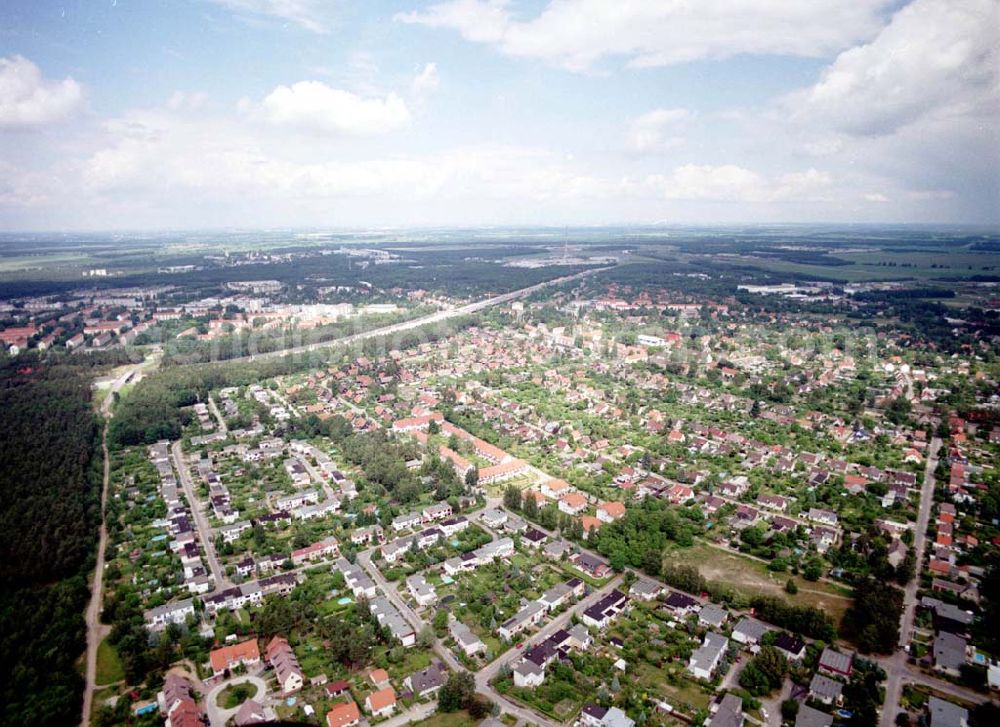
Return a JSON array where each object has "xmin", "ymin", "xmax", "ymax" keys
[
  {"xmin": 326, "ymin": 701, "xmax": 361, "ymax": 727},
  {"xmin": 597, "ymin": 501, "xmax": 626, "ymax": 523},
  {"xmin": 210, "ymin": 639, "xmax": 261, "ymax": 677}
]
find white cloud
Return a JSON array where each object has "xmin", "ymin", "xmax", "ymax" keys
[
  {"xmin": 626, "ymin": 108, "xmax": 690, "ymax": 154},
  {"xmin": 786, "ymin": 0, "xmax": 999, "ymax": 136},
  {"xmin": 208, "ymin": 0, "xmax": 332, "ymax": 33},
  {"xmin": 396, "ymin": 0, "xmax": 889, "ymax": 72},
  {"xmin": 864, "ymin": 192, "xmax": 889, "ymax": 203},
  {"xmin": 645, "ymin": 164, "xmax": 832, "ymax": 202},
  {"xmin": 411, "ymin": 62, "xmax": 440, "ymax": 102},
  {"xmin": 0, "ymin": 55, "xmax": 83, "ymax": 128},
  {"xmin": 260, "ymin": 81, "xmax": 411, "ymax": 135}
]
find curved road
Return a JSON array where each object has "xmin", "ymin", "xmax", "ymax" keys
[{"xmin": 204, "ymin": 674, "xmax": 269, "ymax": 727}]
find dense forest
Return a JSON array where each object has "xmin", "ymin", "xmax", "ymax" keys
[{"xmin": 0, "ymin": 356, "xmax": 102, "ymax": 726}]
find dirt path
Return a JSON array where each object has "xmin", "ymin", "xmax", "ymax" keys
[{"xmin": 80, "ymin": 363, "xmax": 144, "ymax": 726}]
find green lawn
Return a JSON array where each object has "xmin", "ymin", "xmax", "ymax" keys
[
  {"xmin": 218, "ymin": 681, "xmax": 259, "ymax": 709},
  {"xmin": 413, "ymin": 711, "xmax": 478, "ymax": 727},
  {"xmin": 95, "ymin": 638, "xmax": 125, "ymax": 686}
]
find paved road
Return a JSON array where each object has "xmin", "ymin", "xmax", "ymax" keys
[
  {"xmin": 880, "ymin": 437, "xmax": 942, "ymax": 727},
  {"xmin": 294, "ymin": 453, "xmax": 339, "ymax": 502},
  {"xmin": 375, "ymin": 698, "xmax": 438, "ymax": 726},
  {"xmin": 478, "ymin": 575, "xmax": 625, "ymax": 689},
  {"xmin": 228, "ymin": 266, "xmax": 611, "ymax": 364},
  {"xmin": 356, "ymin": 520, "xmax": 568, "ymax": 727},
  {"xmin": 81, "ymin": 363, "xmax": 144, "ymax": 727},
  {"xmin": 207, "ymin": 395, "xmax": 229, "ymax": 434},
  {"xmin": 171, "ymin": 440, "xmax": 230, "ymax": 590},
  {"xmin": 204, "ymin": 674, "xmax": 269, "ymax": 727}
]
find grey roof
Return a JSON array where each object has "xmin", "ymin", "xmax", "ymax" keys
[
  {"xmin": 808, "ymin": 673, "xmax": 843, "ymax": 701},
  {"xmin": 598, "ymin": 707, "xmax": 635, "ymax": 727},
  {"xmin": 630, "ymin": 579, "xmax": 662, "ymax": 598},
  {"xmin": 449, "ymin": 619, "xmax": 483, "ymax": 648},
  {"xmin": 922, "ymin": 596, "xmax": 976, "ymax": 627},
  {"xmin": 538, "ymin": 582, "xmax": 573, "ymax": 608},
  {"xmin": 371, "ymin": 596, "xmax": 415, "ymax": 641},
  {"xmin": 818, "ymin": 647, "xmax": 853, "ymax": 674},
  {"xmin": 699, "ymin": 604, "xmax": 728, "ymax": 627},
  {"xmin": 795, "ymin": 705, "xmax": 833, "ymax": 727},
  {"xmin": 933, "ymin": 631, "xmax": 967, "ymax": 672},
  {"xmin": 732, "ymin": 617, "xmax": 769, "ymax": 642},
  {"xmin": 568, "ymin": 623, "xmax": 591, "ymax": 644},
  {"xmin": 407, "ymin": 663, "xmax": 446, "ymax": 695},
  {"xmin": 513, "ymin": 659, "xmax": 543, "ymax": 678},
  {"xmin": 928, "ymin": 696, "xmax": 969, "ymax": 727},
  {"xmin": 543, "ymin": 539, "xmax": 571, "ymax": 557},
  {"xmin": 709, "ymin": 694, "xmax": 743, "ymax": 727},
  {"xmin": 689, "ymin": 632, "xmax": 728, "ymax": 674}
]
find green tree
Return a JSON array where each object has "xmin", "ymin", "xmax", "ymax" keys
[{"xmin": 438, "ymin": 671, "xmax": 475, "ymax": 712}]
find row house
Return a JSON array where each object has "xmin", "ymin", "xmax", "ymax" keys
[{"xmin": 291, "ymin": 536, "xmax": 340, "ymax": 566}]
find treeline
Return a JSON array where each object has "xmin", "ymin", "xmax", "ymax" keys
[
  {"xmin": 660, "ymin": 563, "xmax": 837, "ymax": 642},
  {"xmin": 110, "ymin": 315, "xmax": 478, "ymax": 447},
  {"xmin": 840, "ymin": 578, "xmax": 903, "ymax": 654},
  {"xmin": 591, "ymin": 497, "xmax": 699, "ymax": 571},
  {"xmin": 0, "ymin": 358, "xmax": 102, "ymax": 726},
  {"xmin": 854, "ymin": 288, "xmax": 956, "ymax": 301}
]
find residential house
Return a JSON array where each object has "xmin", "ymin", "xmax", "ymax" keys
[
  {"xmin": 499, "ymin": 601, "xmax": 547, "ymax": 641},
  {"xmin": 818, "ymin": 648, "xmax": 853, "ymax": 679},
  {"xmin": 688, "ymin": 632, "xmax": 729, "ymax": 680},
  {"xmin": 325, "ymin": 701, "xmax": 361, "ymax": 727},
  {"xmin": 579, "ymin": 704, "xmax": 636, "ymax": 727},
  {"xmin": 265, "ymin": 636, "xmax": 304, "ymax": 694},
  {"xmin": 795, "ymin": 705, "xmax": 834, "ymax": 727},
  {"xmin": 773, "ymin": 633, "xmax": 806, "ymax": 662},
  {"xmin": 559, "ymin": 492, "xmax": 588, "ymax": 515},
  {"xmin": 597, "ymin": 501, "xmax": 626, "ymax": 523},
  {"xmin": 404, "ymin": 662, "xmax": 447, "ymax": 699},
  {"xmin": 731, "ymin": 617, "xmax": 770, "ymax": 646},
  {"xmin": 928, "ymin": 696, "xmax": 969, "ymax": 727},
  {"xmin": 209, "ymin": 639, "xmax": 261, "ymax": 677},
  {"xmin": 933, "ymin": 632, "xmax": 968, "ymax": 677},
  {"xmin": 449, "ymin": 618, "xmax": 486, "ymax": 658},
  {"xmin": 581, "ymin": 589, "xmax": 629, "ymax": 630},
  {"xmin": 808, "ymin": 674, "xmax": 843, "ymax": 706},
  {"xmin": 406, "ymin": 574, "xmax": 437, "ymax": 607},
  {"xmin": 365, "ymin": 687, "xmax": 396, "ymax": 719}
]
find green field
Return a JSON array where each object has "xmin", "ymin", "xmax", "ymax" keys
[
  {"xmin": 700, "ymin": 248, "xmax": 1000, "ymax": 283},
  {"xmin": 664, "ymin": 542, "xmax": 852, "ymax": 625},
  {"xmin": 95, "ymin": 638, "xmax": 125, "ymax": 686}
]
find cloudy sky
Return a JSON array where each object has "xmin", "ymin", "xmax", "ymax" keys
[{"xmin": 0, "ymin": 0, "xmax": 997, "ymax": 230}]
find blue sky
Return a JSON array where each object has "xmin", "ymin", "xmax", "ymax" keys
[{"xmin": 0, "ymin": 0, "xmax": 996, "ymax": 230}]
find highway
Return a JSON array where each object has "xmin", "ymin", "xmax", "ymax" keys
[{"xmin": 217, "ymin": 265, "xmax": 612, "ymax": 364}]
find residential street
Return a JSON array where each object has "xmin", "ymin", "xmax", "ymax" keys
[
  {"xmin": 880, "ymin": 437, "xmax": 942, "ymax": 727},
  {"xmin": 207, "ymin": 395, "xmax": 228, "ymax": 433},
  {"xmin": 171, "ymin": 440, "xmax": 230, "ymax": 590},
  {"xmin": 204, "ymin": 674, "xmax": 269, "ymax": 727}
]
